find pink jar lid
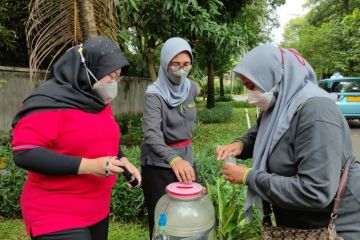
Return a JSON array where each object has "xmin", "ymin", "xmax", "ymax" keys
[{"xmin": 166, "ymin": 182, "xmax": 205, "ymax": 199}]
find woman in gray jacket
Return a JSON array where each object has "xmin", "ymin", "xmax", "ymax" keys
[
  {"xmin": 141, "ymin": 37, "xmax": 198, "ymax": 239},
  {"xmin": 216, "ymin": 44, "xmax": 360, "ymax": 239}
]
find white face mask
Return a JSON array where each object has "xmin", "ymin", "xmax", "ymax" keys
[
  {"xmin": 92, "ymin": 80, "xmax": 118, "ymax": 104},
  {"xmin": 168, "ymin": 67, "xmax": 191, "ymax": 85},
  {"xmin": 247, "ymin": 87, "xmax": 276, "ymax": 111}
]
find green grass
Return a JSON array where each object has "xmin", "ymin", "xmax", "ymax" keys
[{"xmin": 0, "ymin": 219, "xmax": 148, "ymax": 240}]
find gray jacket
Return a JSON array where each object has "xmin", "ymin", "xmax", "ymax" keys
[
  {"xmin": 238, "ymin": 97, "xmax": 360, "ymax": 239},
  {"xmin": 141, "ymin": 82, "xmax": 198, "ymax": 168}
]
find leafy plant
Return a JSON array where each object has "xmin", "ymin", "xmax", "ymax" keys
[
  {"xmin": 0, "ymin": 163, "xmax": 26, "ymax": 218},
  {"xmin": 115, "ymin": 113, "xmax": 142, "ymax": 135},
  {"xmin": 115, "ymin": 113, "xmax": 143, "ymax": 146},
  {"xmin": 110, "ymin": 146, "xmax": 146, "ymax": 222},
  {"xmin": 26, "ymin": 0, "xmax": 121, "ymax": 84},
  {"xmin": 206, "ymin": 177, "xmax": 262, "ymax": 240}
]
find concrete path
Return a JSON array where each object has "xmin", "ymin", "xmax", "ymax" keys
[{"xmin": 348, "ymin": 120, "xmax": 360, "ymax": 160}]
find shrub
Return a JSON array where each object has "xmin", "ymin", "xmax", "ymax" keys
[
  {"xmin": 115, "ymin": 113, "xmax": 143, "ymax": 146},
  {"xmin": 197, "ymin": 105, "xmax": 233, "ymax": 123},
  {"xmin": 0, "ymin": 162, "xmax": 26, "ymax": 218},
  {"xmin": 215, "ymin": 95, "xmax": 234, "ymax": 102},
  {"xmin": 110, "ymin": 146, "xmax": 146, "ymax": 222},
  {"xmin": 115, "ymin": 113, "xmax": 142, "ymax": 135}
]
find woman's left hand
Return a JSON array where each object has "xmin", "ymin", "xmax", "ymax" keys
[{"xmin": 221, "ymin": 164, "xmax": 248, "ymax": 184}]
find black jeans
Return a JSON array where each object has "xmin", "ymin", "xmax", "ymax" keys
[{"xmin": 32, "ymin": 215, "xmax": 109, "ymax": 240}]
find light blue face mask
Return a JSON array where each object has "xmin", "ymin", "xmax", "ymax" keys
[{"xmin": 167, "ymin": 66, "xmax": 191, "ymax": 85}]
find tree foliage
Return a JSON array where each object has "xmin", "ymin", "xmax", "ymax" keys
[
  {"xmin": 281, "ymin": 0, "xmax": 360, "ymax": 78},
  {"xmin": 117, "ymin": 0, "xmax": 284, "ymax": 108},
  {"xmin": 0, "ymin": 1, "xmax": 29, "ymax": 67},
  {"xmin": 26, "ymin": 0, "xmax": 121, "ymax": 85}
]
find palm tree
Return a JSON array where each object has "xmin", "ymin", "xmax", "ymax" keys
[{"xmin": 26, "ymin": 0, "xmax": 120, "ymax": 85}]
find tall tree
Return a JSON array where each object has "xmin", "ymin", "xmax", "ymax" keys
[
  {"xmin": 26, "ymin": 0, "xmax": 120, "ymax": 85},
  {"xmin": 194, "ymin": 0, "xmax": 285, "ymax": 108}
]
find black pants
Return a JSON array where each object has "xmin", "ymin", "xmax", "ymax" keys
[
  {"xmin": 32, "ymin": 215, "xmax": 109, "ymax": 240},
  {"xmin": 141, "ymin": 165, "xmax": 199, "ymax": 240}
]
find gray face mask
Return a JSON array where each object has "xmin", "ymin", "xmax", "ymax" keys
[
  {"xmin": 92, "ymin": 80, "xmax": 118, "ymax": 104},
  {"xmin": 168, "ymin": 67, "xmax": 191, "ymax": 85}
]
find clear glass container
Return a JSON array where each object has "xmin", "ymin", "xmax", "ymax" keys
[
  {"xmin": 153, "ymin": 182, "xmax": 215, "ymax": 240},
  {"xmin": 224, "ymin": 153, "xmax": 237, "ymax": 165}
]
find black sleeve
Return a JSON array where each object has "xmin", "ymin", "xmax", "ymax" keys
[{"xmin": 13, "ymin": 147, "xmax": 82, "ymax": 175}]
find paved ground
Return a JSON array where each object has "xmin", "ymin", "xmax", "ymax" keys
[{"xmin": 348, "ymin": 120, "xmax": 360, "ymax": 160}]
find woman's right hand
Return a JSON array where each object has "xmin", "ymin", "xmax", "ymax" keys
[
  {"xmin": 171, "ymin": 159, "xmax": 195, "ymax": 183},
  {"xmin": 78, "ymin": 156, "xmax": 125, "ymax": 177},
  {"xmin": 216, "ymin": 141, "xmax": 244, "ymax": 161}
]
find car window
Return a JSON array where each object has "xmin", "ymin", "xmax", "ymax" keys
[
  {"xmin": 319, "ymin": 82, "xmax": 330, "ymax": 92},
  {"xmin": 332, "ymin": 81, "xmax": 360, "ymax": 92}
]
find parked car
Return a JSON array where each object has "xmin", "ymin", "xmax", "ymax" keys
[{"xmin": 318, "ymin": 77, "xmax": 360, "ymax": 120}]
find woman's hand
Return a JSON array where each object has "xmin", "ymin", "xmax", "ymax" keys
[
  {"xmin": 78, "ymin": 156, "xmax": 142, "ymax": 187},
  {"xmin": 171, "ymin": 159, "xmax": 195, "ymax": 183},
  {"xmin": 79, "ymin": 156, "xmax": 124, "ymax": 176},
  {"xmin": 119, "ymin": 157, "xmax": 142, "ymax": 188},
  {"xmin": 221, "ymin": 164, "xmax": 249, "ymax": 184},
  {"xmin": 216, "ymin": 141, "xmax": 244, "ymax": 161}
]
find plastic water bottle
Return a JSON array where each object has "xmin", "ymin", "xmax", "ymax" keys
[
  {"xmin": 155, "ymin": 213, "xmax": 169, "ymax": 240},
  {"xmin": 224, "ymin": 153, "xmax": 237, "ymax": 165}
]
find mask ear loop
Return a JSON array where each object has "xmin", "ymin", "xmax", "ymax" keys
[{"xmin": 78, "ymin": 44, "xmax": 99, "ymax": 88}]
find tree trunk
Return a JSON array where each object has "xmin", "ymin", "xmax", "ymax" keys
[
  {"xmin": 76, "ymin": 0, "xmax": 98, "ymax": 40},
  {"xmin": 219, "ymin": 72, "xmax": 224, "ymax": 98},
  {"xmin": 146, "ymin": 38, "xmax": 157, "ymax": 81},
  {"xmin": 207, "ymin": 61, "xmax": 215, "ymax": 108},
  {"xmin": 146, "ymin": 48, "xmax": 157, "ymax": 81},
  {"xmin": 343, "ymin": 0, "xmax": 349, "ymax": 14}
]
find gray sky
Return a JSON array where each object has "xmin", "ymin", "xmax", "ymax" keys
[{"xmin": 271, "ymin": 0, "xmax": 308, "ymax": 44}]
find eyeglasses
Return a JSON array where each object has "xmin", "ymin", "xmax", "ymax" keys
[{"xmin": 169, "ymin": 61, "xmax": 192, "ymax": 71}]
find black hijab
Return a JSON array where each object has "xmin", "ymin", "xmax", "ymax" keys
[{"xmin": 12, "ymin": 36, "xmax": 129, "ymax": 127}]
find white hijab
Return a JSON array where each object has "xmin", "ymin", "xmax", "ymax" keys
[
  {"xmin": 233, "ymin": 44, "xmax": 332, "ymax": 218},
  {"xmin": 146, "ymin": 37, "xmax": 192, "ymax": 107}
]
